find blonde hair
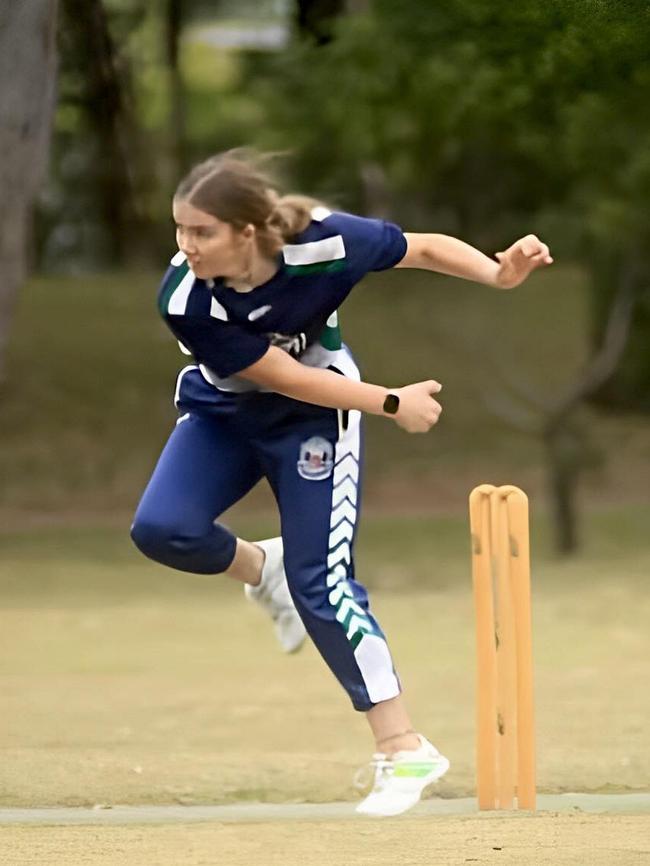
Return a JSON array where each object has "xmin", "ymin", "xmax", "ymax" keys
[{"xmin": 175, "ymin": 149, "xmax": 322, "ymax": 257}]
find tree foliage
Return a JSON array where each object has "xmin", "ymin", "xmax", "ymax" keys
[
  {"xmin": 248, "ymin": 0, "xmax": 650, "ymax": 407},
  {"xmin": 44, "ymin": 0, "xmax": 650, "ymax": 404}
]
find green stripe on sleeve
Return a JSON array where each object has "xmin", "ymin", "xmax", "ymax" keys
[
  {"xmin": 285, "ymin": 259, "xmax": 347, "ymax": 277},
  {"xmin": 158, "ymin": 260, "xmax": 190, "ymax": 315},
  {"xmin": 320, "ymin": 311, "xmax": 342, "ymax": 350}
]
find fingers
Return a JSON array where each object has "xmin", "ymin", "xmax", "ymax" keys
[
  {"xmin": 393, "ymin": 380, "xmax": 443, "ymax": 433},
  {"xmin": 519, "ymin": 234, "xmax": 541, "ymax": 256},
  {"xmin": 519, "ymin": 235, "xmax": 553, "ymax": 263},
  {"xmin": 423, "ymin": 383, "xmax": 443, "ymax": 422},
  {"xmin": 497, "ymin": 236, "xmax": 553, "ymax": 274},
  {"xmin": 423, "ymin": 398, "xmax": 443, "ymax": 428},
  {"xmin": 529, "ymin": 240, "xmax": 552, "ymax": 265}
]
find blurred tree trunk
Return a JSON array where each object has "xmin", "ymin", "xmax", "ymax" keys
[
  {"xmin": 479, "ymin": 258, "xmax": 639, "ymax": 555},
  {"xmin": 60, "ymin": 0, "xmax": 147, "ymax": 263},
  {"xmin": 296, "ymin": 0, "xmax": 345, "ymax": 44},
  {"xmin": 544, "ymin": 257, "xmax": 639, "ymax": 553},
  {"xmin": 0, "ymin": 0, "xmax": 58, "ymax": 384},
  {"xmin": 588, "ymin": 251, "xmax": 650, "ymax": 412},
  {"xmin": 359, "ymin": 161, "xmax": 391, "ymax": 219},
  {"xmin": 165, "ymin": 0, "xmax": 186, "ymax": 183},
  {"xmin": 543, "ymin": 423, "xmax": 583, "ymax": 555}
]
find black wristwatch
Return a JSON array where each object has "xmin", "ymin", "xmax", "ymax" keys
[{"xmin": 383, "ymin": 393, "xmax": 400, "ymax": 415}]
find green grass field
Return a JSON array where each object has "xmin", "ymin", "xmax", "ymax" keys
[
  {"xmin": 1, "ymin": 511, "xmax": 648, "ymax": 810},
  {"xmin": 1, "ymin": 265, "xmax": 649, "ymax": 862},
  {"xmin": 2, "ymin": 511, "xmax": 649, "ymax": 864}
]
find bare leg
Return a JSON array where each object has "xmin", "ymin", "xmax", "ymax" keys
[
  {"xmin": 224, "ymin": 538, "xmax": 264, "ymax": 586},
  {"xmin": 365, "ymin": 695, "xmax": 421, "ymax": 756},
  {"xmin": 229, "ymin": 542, "xmax": 418, "ymax": 753}
]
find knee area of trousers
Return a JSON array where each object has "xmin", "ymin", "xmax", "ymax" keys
[
  {"xmin": 129, "ymin": 517, "xmax": 232, "ymax": 569},
  {"xmin": 130, "ymin": 518, "xmax": 175, "ymax": 561}
]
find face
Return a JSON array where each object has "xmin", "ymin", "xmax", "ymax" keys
[{"xmin": 172, "ymin": 199, "xmax": 251, "ymax": 279}]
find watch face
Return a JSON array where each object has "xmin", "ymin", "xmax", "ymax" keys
[{"xmin": 383, "ymin": 393, "xmax": 400, "ymax": 415}]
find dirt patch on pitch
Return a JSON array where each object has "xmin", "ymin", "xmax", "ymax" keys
[{"xmin": 2, "ymin": 814, "xmax": 649, "ymax": 866}]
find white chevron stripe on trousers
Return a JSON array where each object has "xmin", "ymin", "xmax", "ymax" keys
[
  {"xmin": 325, "ymin": 348, "xmax": 400, "ymax": 704},
  {"xmin": 333, "ymin": 453, "xmax": 359, "ymax": 485},
  {"xmin": 332, "ymin": 477, "xmax": 358, "ymax": 507},
  {"xmin": 330, "ymin": 498, "xmax": 357, "ymax": 529}
]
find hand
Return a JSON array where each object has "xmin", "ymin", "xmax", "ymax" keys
[
  {"xmin": 494, "ymin": 234, "xmax": 553, "ymax": 289},
  {"xmin": 390, "ymin": 380, "xmax": 443, "ymax": 433}
]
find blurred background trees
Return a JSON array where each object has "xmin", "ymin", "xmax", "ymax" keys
[
  {"xmin": 36, "ymin": 0, "xmax": 650, "ymax": 408},
  {"xmin": 0, "ymin": 0, "xmax": 58, "ymax": 381},
  {"xmin": 2, "ymin": 0, "xmax": 649, "ymax": 553}
]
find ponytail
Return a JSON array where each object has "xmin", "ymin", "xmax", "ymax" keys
[
  {"xmin": 175, "ymin": 150, "xmax": 325, "ymax": 257},
  {"xmin": 263, "ymin": 194, "xmax": 319, "ymax": 250}
]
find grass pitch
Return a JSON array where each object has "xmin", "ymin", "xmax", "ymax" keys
[
  {"xmin": 1, "ymin": 510, "xmax": 649, "ymax": 864},
  {"xmin": 1, "ymin": 510, "xmax": 648, "ymax": 809}
]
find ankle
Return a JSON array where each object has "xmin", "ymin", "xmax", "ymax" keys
[
  {"xmin": 247, "ymin": 545, "xmax": 266, "ymax": 587},
  {"xmin": 386, "ymin": 734, "xmax": 421, "ymax": 756},
  {"xmin": 376, "ymin": 730, "xmax": 420, "ymax": 756}
]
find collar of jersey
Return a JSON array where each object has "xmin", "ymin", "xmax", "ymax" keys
[{"xmin": 210, "ymin": 257, "xmax": 286, "ymax": 297}]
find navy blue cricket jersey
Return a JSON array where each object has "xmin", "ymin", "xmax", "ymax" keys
[{"xmin": 157, "ymin": 208, "xmax": 407, "ymax": 394}]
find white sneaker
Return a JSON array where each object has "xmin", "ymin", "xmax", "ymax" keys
[
  {"xmin": 244, "ymin": 537, "xmax": 307, "ymax": 654},
  {"xmin": 355, "ymin": 734, "xmax": 450, "ymax": 817}
]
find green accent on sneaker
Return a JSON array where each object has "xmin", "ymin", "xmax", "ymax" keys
[{"xmin": 393, "ymin": 762, "xmax": 438, "ymax": 778}]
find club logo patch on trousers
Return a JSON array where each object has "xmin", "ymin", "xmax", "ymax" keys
[{"xmin": 297, "ymin": 436, "xmax": 334, "ymax": 480}]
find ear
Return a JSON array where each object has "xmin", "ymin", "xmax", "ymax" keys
[{"xmin": 242, "ymin": 223, "xmax": 255, "ymax": 238}]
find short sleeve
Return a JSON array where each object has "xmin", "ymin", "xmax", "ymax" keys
[
  {"xmin": 332, "ymin": 212, "xmax": 407, "ymax": 273},
  {"xmin": 165, "ymin": 314, "xmax": 270, "ymax": 378}
]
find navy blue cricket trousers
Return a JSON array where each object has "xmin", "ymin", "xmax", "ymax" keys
[{"xmin": 131, "ymin": 356, "xmax": 401, "ymax": 711}]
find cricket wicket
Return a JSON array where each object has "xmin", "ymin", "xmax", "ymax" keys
[{"xmin": 469, "ymin": 484, "xmax": 536, "ymax": 810}]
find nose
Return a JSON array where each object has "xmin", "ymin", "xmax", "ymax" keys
[
  {"xmin": 177, "ymin": 229, "xmax": 197, "ymax": 256},
  {"xmin": 180, "ymin": 239, "xmax": 197, "ymax": 256}
]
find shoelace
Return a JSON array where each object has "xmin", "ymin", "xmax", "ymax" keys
[{"xmin": 352, "ymin": 754, "xmax": 394, "ymax": 793}]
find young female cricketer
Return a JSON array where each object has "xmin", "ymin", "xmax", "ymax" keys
[{"xmin": 131, "ymin": 150, "xmax": 552, "ymax": 816}]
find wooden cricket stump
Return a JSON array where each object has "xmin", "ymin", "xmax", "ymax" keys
[{"xmin": 469, "ymin": 484, "xmax": 536, "ymax": 810}]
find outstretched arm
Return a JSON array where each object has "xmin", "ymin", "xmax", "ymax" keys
[
  {"xmin": 395, "ymin": 232, "xmax": 553, "ymax": 289},
  {"xmin": 239, "ymin": 346, "xmax": 442, "ymax": 433}
]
